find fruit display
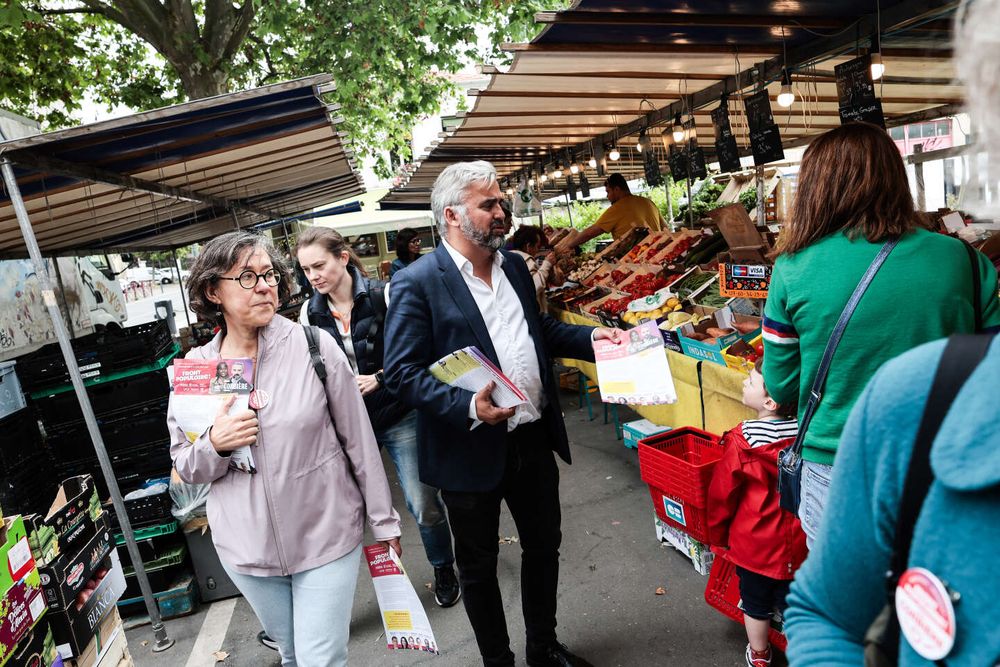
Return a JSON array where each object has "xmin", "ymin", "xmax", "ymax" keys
[
  {"xmin": 692, "ymin": 280, "xmax": 730, "ymax": 308},
  {"xmin": 566, "ymin": 256, "xmax": 601, "ymax": 283},
  {"xmin": 595, "ymin": 226, "xmax": 649, "ymax": 261},
  {"xmin": 74, "ymin": 566, "xmax": 110, "ymax": 611},
  {"xmin": 620, "ymin": 273, "xmax": 669, "ymax": 299},
  {"xmin": 621, "ymin": 296, "xmax": 683, "ymax": 325},
  {"xmin": 684, "ymin": 231, "xmax": 729, "ymax": 268}
]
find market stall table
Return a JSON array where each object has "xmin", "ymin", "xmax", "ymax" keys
[{"xmin": 552, "ymin": 308, "xmax": 754, "ymax": 432}]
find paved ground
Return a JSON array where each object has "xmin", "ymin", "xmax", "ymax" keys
[
  {"xmin": 125, "ymin": 390, "xmax": 763, "ymax": 667},
  {"xmin": 123, "ymin": 282, "xmax": 198, "ymax": 329}
]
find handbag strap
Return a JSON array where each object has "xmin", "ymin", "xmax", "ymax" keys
[
  {"xmin": 887, "ymin": 333, "xmax": 995, "ymax": 586},
  {"xmin": 961, "ymin": 241, "xmax": 983, "ymax": 333},
  {"xmin": 876, "ymin": 333, "xmax": 994, "ymax": 666},
  {"xmin": 790, "ymin": 238, "xmax": 900, "ymax": 456},
  {"xmin": 303, "ymin": 325, "xmax": 327, "ymax": 382}
]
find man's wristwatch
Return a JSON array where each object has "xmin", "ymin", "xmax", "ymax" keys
[{"xmin": 374, "ymin": 370, "xmax": 385, "ymax": 386}]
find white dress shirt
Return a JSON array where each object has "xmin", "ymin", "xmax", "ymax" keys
[{"xmin": 442, "ymin": 240, "xmax": 544, "ymax": 431}]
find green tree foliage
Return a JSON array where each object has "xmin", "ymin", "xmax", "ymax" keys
[{"xmin": 0, "ymin": 1, "xmax": 567, "ymax": 174}]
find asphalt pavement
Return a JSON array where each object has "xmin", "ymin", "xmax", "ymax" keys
[
  {"xmin": 125, "ymin": 389, "xmax": 764, "ymax": 667},
  {"xmin": 123, "ymin": 282, "xmax": 198, "ymax": 329}
]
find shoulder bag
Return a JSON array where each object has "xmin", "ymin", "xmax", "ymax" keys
[
  {"xmin": 777, "ymin": 238, "xmax": 899, "ymax": 514},
  {"xmin": 863, "ymin": 332, "xmax": 995, "ymax": 666}
]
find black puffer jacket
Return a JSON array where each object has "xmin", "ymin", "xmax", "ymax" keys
[{"xmin": 304, "ymin": 265, "xmax": 410, "ymax": 433}]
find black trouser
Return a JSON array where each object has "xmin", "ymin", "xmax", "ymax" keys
[{"xmin": 440, "ymin": 421, "xmax": 562, "ymax": 667}]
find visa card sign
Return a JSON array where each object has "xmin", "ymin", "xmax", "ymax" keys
[{"xmin": 719, "ymin": 263, "xmax": 771, "ymax": 299}]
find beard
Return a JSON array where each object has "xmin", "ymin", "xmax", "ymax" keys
[{"xmin": 459, "ymin": 210, "xmax": 506, "ymax": 252}]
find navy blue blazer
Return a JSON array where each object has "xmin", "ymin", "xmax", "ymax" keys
[{"xmin": 383, "ymin": 244, "xmax": 596, "ymax": 492}]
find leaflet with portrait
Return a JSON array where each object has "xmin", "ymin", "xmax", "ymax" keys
[{"xmin": 168, "ymin": 358, "xmax": 257, "ymax": 474}]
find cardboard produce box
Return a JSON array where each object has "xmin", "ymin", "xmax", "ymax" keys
[
  {"xmin": 38, "ymin": 516, "xmax": 113, "ymax": 612},
  {"xmin": 6, "ymin": 618, "xmax": 59, "ymax": 667},
  {"xmin": 709, "ymin": 204, "xmax": 774, "ymax": 299},
  {"xmin": 677, "ymin": 306, "xmax": 741, "ymax": 365},
  {"xmin": 49, "ymin": 551, "xmax": 126, "ymax": 660},
  {"xmin": 0, "ymin": 516, "xmax": 47, "ymax": 666},
  {"xmin": 63, "ymin": 609, "xmax": 128, "ymax": 667},
  {"xmin": 26, "ymin": 476, "xmax": 105, "ymax": 562}
]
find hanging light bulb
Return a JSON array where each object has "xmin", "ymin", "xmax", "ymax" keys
[
  {"xmin": 608, "ymin": 147, "xmax": 621, "ymax": 161},
  {"xmin": 671, "ymin": 114, "xmax": 685, "ymax": 144},
  {"xmin": 540, "ymin": 173, "xmax": 548, "ymax": 183},
  {"xmin": 506, "ymin": 187, "xmax": 514, "ymax": 196},
  {"xmin": 552, "ymin": 164, "xmax": 563, "ymax": 178},
  {"xmin": 528, "ymin": 178, "xmax": 535, "ymax": 187},
  {"xmin": 777, "ymin": 69, "xmax": 795, "ymax": 108},
  {"xmin": 570, "ymin": 163, "xmax": 580, "ymax": 174},
  {"xmin": 588, "ymin": 156, "xmax": 597, "ymax": 169},
  {"xmin": 870, "ymin": 50, "xmax": 884, "ymax": 81}
]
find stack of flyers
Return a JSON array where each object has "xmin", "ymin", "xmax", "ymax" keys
[
  {"xmin": 168, "ymin": 358, "xmax": 257, "ymax": 474},
  {"xmin": 593, "ymin": 320, "xmax": 678, "ymax": 405},
  {"xmin": 364, "ymin": 544, "xmax": 439, "ymax": 655},
  {"xmin": 429, "ymin": 346, "xmax": 535, "ymax": 419}
]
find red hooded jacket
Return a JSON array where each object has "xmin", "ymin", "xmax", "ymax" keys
[{"xmin": 706, "ymin": 427, "xmax": 808, "ymax": 580}]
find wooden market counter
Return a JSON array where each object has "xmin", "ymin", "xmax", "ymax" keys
[{"xmin": 552, "ymin": 308, "xmax": 755, "ymax": 434}]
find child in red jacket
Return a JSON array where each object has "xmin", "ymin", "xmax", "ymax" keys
[{"xmin": 707, "ymin": 363, "xmax": 808, "ymax": 667}]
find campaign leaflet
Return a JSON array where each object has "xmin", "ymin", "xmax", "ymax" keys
[
  {"xmin": 429, "ymin": 347, "xmax": 537, "ymax": 422},
  {"xmin": 168, "ymin": 358, "xmax": 256, "ymax": 474},
  {"xmin": 364, "ymin": 544, "xmax": 439, "ymax": 655},
  {"xmin": 592, "ymin": 320, "xmax": 678, "ymax": 405}
]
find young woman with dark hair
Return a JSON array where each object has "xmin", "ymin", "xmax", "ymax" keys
[
  {"xmin": 509, "ymin": 225, "xmax": 555, "ymax": 310},
  {"xmin": 762, "ymin": 122, "xmax": 1000, "ymax": 544},
  {"xmin": 390, "ymin": 228, "xmax": 421, "ymax": 277}
]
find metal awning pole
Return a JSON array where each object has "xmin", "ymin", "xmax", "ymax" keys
[
  {"xmin": 1, "ymin": 158, "xmax": 175, "ymax": 653},
  {"xmin": 172, "ymin": 249, "xmax": 192, "ymax": 331}
]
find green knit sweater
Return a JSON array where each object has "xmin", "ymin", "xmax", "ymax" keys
[{"xmin": 762, "ymin": 228, "xmax": 1000, "ymax": 465}]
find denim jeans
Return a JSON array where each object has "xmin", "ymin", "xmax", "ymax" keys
[
  {"xmin": 799, "ymin": 460, "xmax": 834, "ymax": 550},
  {"xmin": 377, "ymin": 411, "xmax": 455, "ymax": 568},
  {"xmin": 221, "ymin": 544, "xmax": 362, "ymax": 667}
]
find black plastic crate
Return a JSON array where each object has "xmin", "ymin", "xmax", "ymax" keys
[
  {"xmin": 120, "ymin": 562, "xmax": 191, "ymax": 601},
  {"xmin": 0, "ymin": 408, "xmax": 44, "ymax": 472},
  {"xmin": 32, "ymin": 369, "xmax": 170, "ymax": 429},
  {"xmin": 18, "ymin": 321, "xmax": 174, "ymax": 391},
  {"xmin": 46, "ymin": 399, "xmax": 169, "ymax": 462},
  {"xmin": 0, "ymin": 451, "xmax": 60, "ymax": 516},
  {"xmin": 105, "ymin": 485, "xmax": 173, "ymax": 529},
  {"xmin": 55, "ymin": 442, "xmax": 172, "ymax": 500},
  {"xmin": 117, "ymin": 531, "xmax": 185, "ymax": 571}
]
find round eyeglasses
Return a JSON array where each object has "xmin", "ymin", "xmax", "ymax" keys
[{"xmin": 219, "ymin": 269, "xmax": 282, "ymax": 290}]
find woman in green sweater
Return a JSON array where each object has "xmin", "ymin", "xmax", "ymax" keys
[{"xmin": 762, "ymin": 122, "xmax": 1000, "ymax": 545}]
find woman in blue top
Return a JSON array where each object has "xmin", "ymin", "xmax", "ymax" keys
[{"xmin": 390, "ymin": 228, "xmax": 421, "ymax": 277}]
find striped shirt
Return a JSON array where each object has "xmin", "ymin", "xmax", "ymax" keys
[{"xmin": 741, "ymin": 418, "xmax": 799, "ymax": 449}]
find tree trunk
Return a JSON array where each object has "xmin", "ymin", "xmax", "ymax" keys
[{"xmin": 174, "ymin": 64, "xmax": 231, "ymax": 99}]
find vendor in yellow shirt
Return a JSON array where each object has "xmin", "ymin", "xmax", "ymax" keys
[{"xmin": 555, "ymin": 174, "xmax": 665, "ymax": 254}]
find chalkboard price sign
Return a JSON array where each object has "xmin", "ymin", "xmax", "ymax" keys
[
  {"xmin": 643, "ymin": 149, "xmax": 663, "ymax": 187},
  {"xmin": 688, "ymin": 147, "xmax": 708, "ymax": 180},
  {"xmin": 743, "ymin": 90, "xmax": 774, "ymax": 134},
  {"xmin": 579, "ymin": 172, "xmax": 591, "ymax": 198},
  {"xmin": 668, "ymin": 144, "xmax": 688, "ymax": 180},
  {"xmin": 712, "ymin": 104, "xmax": 742, "ymax": 174},
  {"xmin": 839, "ymin": 100, "xmax": 886, "ymax": 128},
  {"xmin": 835, "ymin": 55, "xmax": 877, "ymax": 107},
  {"xmin": 749, "ymin": 124, "xmax": 785, "ymax": 166}
]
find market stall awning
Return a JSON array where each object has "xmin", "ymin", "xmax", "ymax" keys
[
  {"xmin": 312, "ymin": 208, "xmax": 436, "ymax": 235},
  {"xmin": 384, "ymin": 0, "xmax": 959, "ymax": 208},
  {"xmin": 0, "ymin": 75, "xmax": 364, "ymax": 256}
]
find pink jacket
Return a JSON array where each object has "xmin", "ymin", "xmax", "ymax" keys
[{"xmin": 168, "ymin": 314, "xmax": 401, "ymax": 576}]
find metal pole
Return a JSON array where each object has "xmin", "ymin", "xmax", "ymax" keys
[
  {"xmin": 52, "ymin": 258, "xmax": 75, "ymax": 338},
  {"xmin": 231, "ymin": 208, "xmax": 241, "ymax": 230},
  {"xmin": 1, "ymin": 158, "xmax": 175, "ymax": 653},
  {"xmin": 685, "ymin": 175, "xmax": 694, "ymax": 228},
  {"xmin": 564, "ymin": 191, "xmax": 574, "ymax": 227},
  {"xmin": 755, "ymin": 166, "xmax": 766, "ymax": 227},
  {"xmin": 665, "ymin": 179, "xmax": 674, "ymax": 224},
  {"xmin": 913, "ymin": 144, "xmax": 926, "ymax": 211},
  {"xmin": 172, "ymin": 249, "xmax": 192, "ymax": 332}
]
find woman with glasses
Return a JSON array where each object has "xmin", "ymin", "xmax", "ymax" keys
[
  {"xmin": 168, "ymin": 230, "xmax": 401, "ymax": 667},
  {"xmin": 390, "ymin": 227, "xmax": 422, "ymax": 277}
]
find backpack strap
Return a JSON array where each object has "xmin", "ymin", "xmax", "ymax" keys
[
  {"xmin": 363, "ymin": 281, "xmax": 387, "ymax": 375},
  {"xmin": 303, "ymin": 325, "xmax": 327, "ymax": 383},
  {"xmin": 880, "ymin": 333, "xmax": 995, "ymax": 659},
  {"xmin": 961, "ymin": 241, "xmax": 983, "ymax": 333}
]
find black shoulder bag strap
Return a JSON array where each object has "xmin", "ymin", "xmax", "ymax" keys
[
  {"xmin": 363, "ymin": 282, "xmax": 387, "ymax": 375},
  {"xmin": 865, "ymin": 332, "xmax": 995, "ymax": 665},
  {"xmin": 791, "ymin": 238, "xmax": 900, "ymax": 460},
  {"xmin": 961, "ymin": 241, "xmax": 983, "ymax": 332},
  {"xmin": 302, "ymin": 324, "xmax": 327, "ymax": 382}
]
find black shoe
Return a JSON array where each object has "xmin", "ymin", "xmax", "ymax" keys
[
  {"xmin": 434, "ymin": 565, "xmax": 462, "ymax": 607},
  {"xmin": 526, "ymin": 642, "xmax": 593, "ymax": 667},
  {"xmin": 258, "ymin": 631, "xmax": 279, "ymax": 651}
]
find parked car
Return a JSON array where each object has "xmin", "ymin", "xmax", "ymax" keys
[{"xmin": 152, "ymin": 267, "xmax": 190, "ymax": 284}]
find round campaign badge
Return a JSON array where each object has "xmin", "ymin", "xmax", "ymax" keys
[
  {"xmin": 895, "ymin": 567, "xmax": 956, "ymax": 661},
  {"xmin": 249, "ymin": 389, "xmax": 270, "ymax": 410}
]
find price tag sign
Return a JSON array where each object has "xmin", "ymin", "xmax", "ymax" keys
[{"xmin": 895, "ymin": 567, "xmax": 956, "ymax": 661}]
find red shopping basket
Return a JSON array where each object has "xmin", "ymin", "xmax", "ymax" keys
[
  {"xmin": 638, "ymin": 427, "xmax": 724, "ymax": 542},
  {"xmin": 704, "ymin": 554, "xmax": 788, "ymax": 652}
]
